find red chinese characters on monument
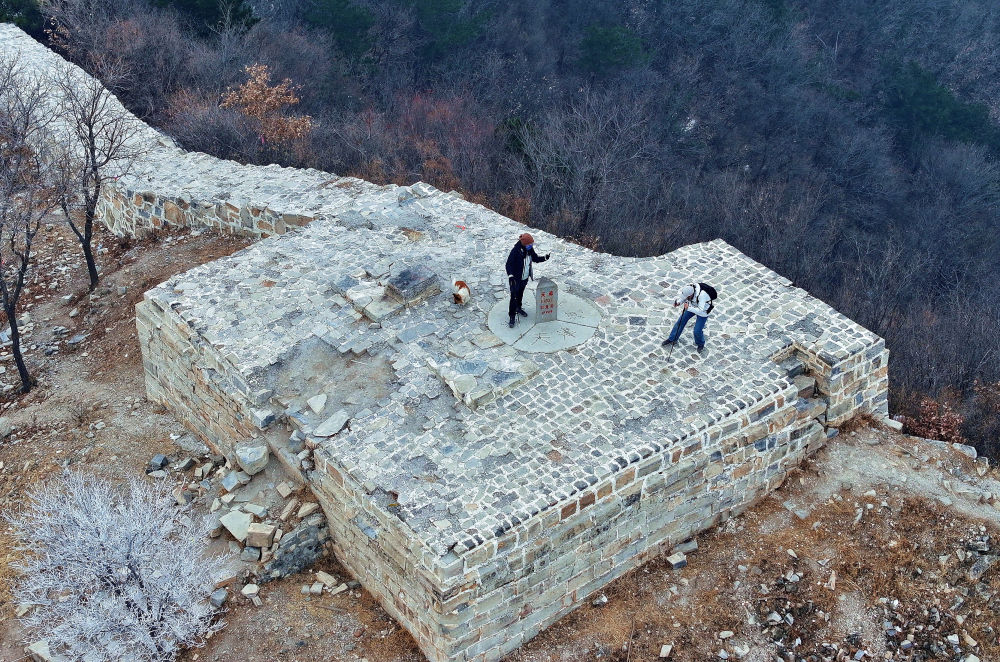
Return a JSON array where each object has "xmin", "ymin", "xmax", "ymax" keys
[{"xmin": 535, "ymin": 277, "xmax": 558, "ymax": 323}]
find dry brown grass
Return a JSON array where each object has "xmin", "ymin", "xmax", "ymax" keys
[
  {"xmin": 0, "ymin": 530, "xmax": 17, "ymax": 620},
  {"xmin": 838, "ymin": 412, "xmax": 885, "ymax": 434}
]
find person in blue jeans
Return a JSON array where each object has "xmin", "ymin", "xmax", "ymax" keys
[{"xmin": 662, "ymin": 283, "xmax": 716, "ymax": 353}]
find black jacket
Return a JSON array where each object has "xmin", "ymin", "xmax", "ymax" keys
[{"xmin": 505, "ymin": 242, "xmax": 548, "ymax": 282}]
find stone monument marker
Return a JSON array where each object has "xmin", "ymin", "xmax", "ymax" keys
[{"xmin": 535, "ymin": 277, "xmax": 558, "ymax": 322}]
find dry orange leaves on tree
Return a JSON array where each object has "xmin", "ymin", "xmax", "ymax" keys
[{"xmin": 221, "ymin": 64, "xmax": 312, "ymax": 145}]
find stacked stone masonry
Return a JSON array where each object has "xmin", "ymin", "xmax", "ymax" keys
[{"xmin": 2, "ymin": 24, "xmax": 890, "ymax": 662}]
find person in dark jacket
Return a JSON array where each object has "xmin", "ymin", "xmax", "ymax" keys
[{"xmin": 505, "ymin": 233, "xmax": 550, "ymax": 328}]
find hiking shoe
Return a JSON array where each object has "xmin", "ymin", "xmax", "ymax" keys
[
  {"xmin": 517, "ymin": 308, "xmax": 529, "ymax": 317},
  {"xmin": 661, "ymin": 338, "xmax": 676, "ymax": 347},
  {"xmin": 508, "ymin": 317, "xmax": 516, "ymax": 328}
]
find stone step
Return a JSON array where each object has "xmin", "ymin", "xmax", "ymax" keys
[
  {"xmin": 792, "ymin": 374, "xmax": 816, "ymax": 399},
  {"xmin": 777, "ymin": 355, "xmax": 805, "ymax": 378},
  {"xmin": 793, "ymin": 396, "xmax": 828, "ymax": 423}
]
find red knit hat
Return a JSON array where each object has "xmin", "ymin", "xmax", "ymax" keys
[{"xmin": 519, "ymin": 233, "xmax": 534, "ymax": 246}]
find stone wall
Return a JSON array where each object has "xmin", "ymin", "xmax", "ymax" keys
[
  {"xmin": 787, "ymin": 339, "xmax": 889, "ymax": 425},
  {"xmin": 130, "ymin": 212, "xmax": 889, "ymax": 661},
  {"xmin": 100, "ymin": 184, "xmax": 317, "ymax": 238},
  {"xmin": 136, "ymin": 297, "xmax": 264, "ymax": 456},
  {"xmin": 308, "ymin": 356, "xmax": 833, "ymax": 661},
  {"xmin": 0, "ymin": 23, "xmax": 378, "ymax": 240}
]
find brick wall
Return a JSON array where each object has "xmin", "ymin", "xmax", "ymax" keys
[
  {"xmin": 309, "ymin": 378, "xmax": 835, "ymax": 661},
  {"xmin": 136, "ymin": 298, "xmax": 264, "ymax": 456}
]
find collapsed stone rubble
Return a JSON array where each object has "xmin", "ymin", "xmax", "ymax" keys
[{"xmin": 138, "ymin": 444, "xmax": 335, "ymax": 609}]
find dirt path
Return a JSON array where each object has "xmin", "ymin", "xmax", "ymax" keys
[{"xmin": 1, "ymin": 223, "xmax": 998, "ymax": 662}]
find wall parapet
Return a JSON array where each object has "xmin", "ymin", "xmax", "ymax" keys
[{"xmin": 99, "ymin": 182, "xmax": 322, "ymax": 238}]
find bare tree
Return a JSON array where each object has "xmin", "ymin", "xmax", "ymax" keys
[
  {"xmin": 38, "ymin": 0, "xmax": 134, "ymax": 65},
  {"xmin": 7, "ymin": 472, "xmax": 229, "ymax": 661},
  {"xmin": 54, "ymin": 68, "xmax": 145, "ymax": 290},
  {"xmin": 0, "ymin": 56, "xmax": 54, "ymax": 394},
  {"xmin": 511, "ymin": 89, "xmax": 657, "ymax": 240},
  {"xmin": 841, "ymin": 236, "xmax": 928, "ymax": 347}
]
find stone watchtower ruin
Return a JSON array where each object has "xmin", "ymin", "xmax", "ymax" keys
[{"xmin": 2, "ymin": 25, "xmax": 889, "ymax": 662}]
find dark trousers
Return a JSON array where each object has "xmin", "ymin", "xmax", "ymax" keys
[
  {"xmin": 667, "ymin": 309, "xmax": 707, "ymax": 348},
  {"xmin": 508, "ymin": 277, "xmax": 528, "ymax": 319}
]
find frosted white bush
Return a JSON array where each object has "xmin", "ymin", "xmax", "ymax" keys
[{"xmin": 7, "ymin": 472, "xmax": 229, "ymax": 661}]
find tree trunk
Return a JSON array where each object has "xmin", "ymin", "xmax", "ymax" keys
[
  {"xmin": 82, "ymin": 238, "xmax": 99, "ymax": 291},
  {"xmin": 579, "ymin": 195, "xmax": 593, "ymax": 234},
  {"xmin": 6, "ymin": 312, "xmax": 32, "ymax": 393}
]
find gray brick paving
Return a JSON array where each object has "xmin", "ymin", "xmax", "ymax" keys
[{"xmin": 147, "ymin": 186, "xmax": 880, "ymax": 557}]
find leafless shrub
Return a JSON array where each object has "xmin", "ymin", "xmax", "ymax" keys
[
  {"xmin": 7, "ymin": 472, "xmax": 229, "ymax": 662},
  {"xmin": 510, "ymin": 88, "xmax": 659, "ymax": 240},
  {"xmin": 68, "ymin": 400, "xmax": 92, "ymax": 426}
]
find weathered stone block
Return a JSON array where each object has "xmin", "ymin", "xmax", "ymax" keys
[
  {"xmin": 246, "ymin": 522, "xmax": 277, "ymax": 548},
  {"xmin": 235, "ymin": 441, "xmax": 269, "ymax": 475},
  {"xmin": 387, "ymin": 265, "xmax": 441, "ymax": 304},
  {"xmin": 219, "ymin": 510, "xmax": 253, "ymax": 542}
]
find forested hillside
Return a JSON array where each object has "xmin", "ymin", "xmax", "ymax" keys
[{"xmin": 10, "ymin": 0, "xmax": 1000, "ymax": 455}]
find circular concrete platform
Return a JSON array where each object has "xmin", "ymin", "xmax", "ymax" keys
[{"xmin": 487, "ymin": 285, "xmax": 601, "ymax": 353}]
